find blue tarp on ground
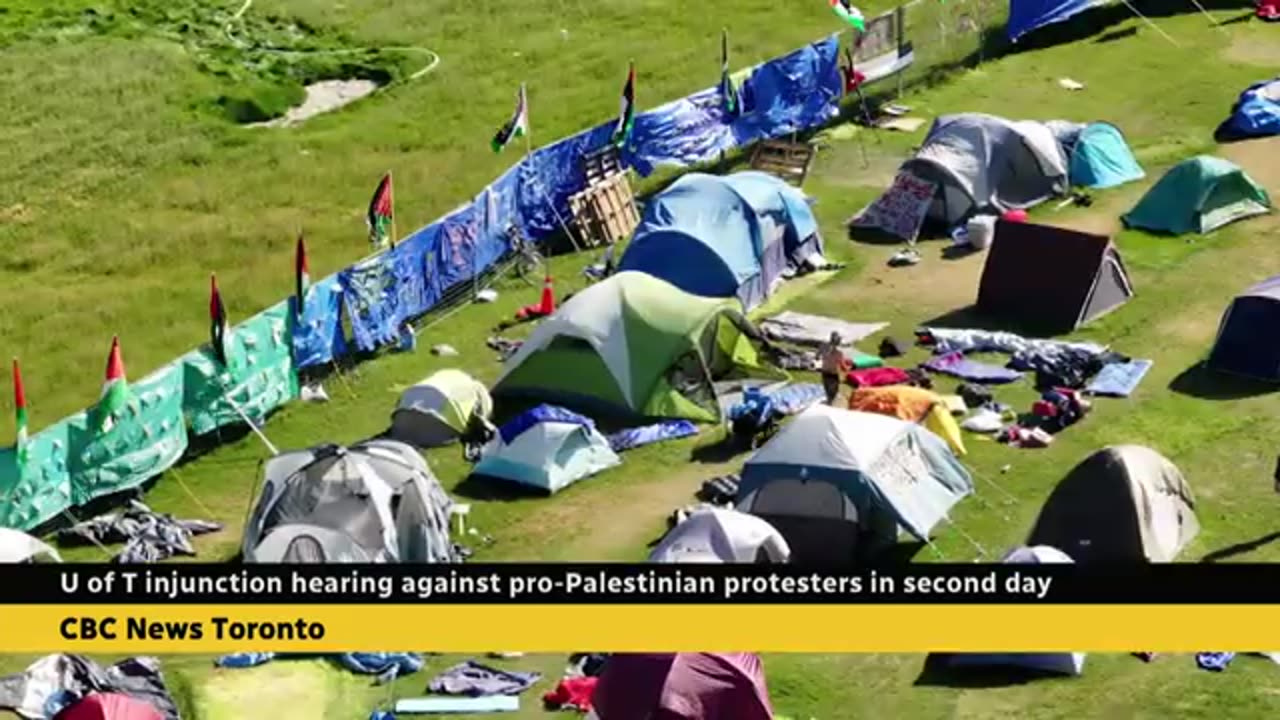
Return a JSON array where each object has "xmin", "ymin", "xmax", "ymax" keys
[
  {"xmin": 1007, "ymin": 0, "xmax": 1108, "ymax": 42},
  {"xmin": 606, "ymin": 420, "xmax": 699, "ymax": 452},
  {"xmin": 292, "ymin": 274, "xmax": 347, "ymax": 369},
  {"xmin": 619, "ymin": 173, "xmax": 769, "ymax": 308},
  {"xmin": 1085, "ymin": 359, "xmax": 1153, "ymax": 397},
  {"xmin": 1216, "ymin": 78, "xmax": 1280, "ymax": 141},
  {"xmin": 498, "ymin": 404, "xmax": 595, "ymax": 444},
  {"xmin": 1069, "ymin": 123, "xmax": 1145, "ymax": 189}
]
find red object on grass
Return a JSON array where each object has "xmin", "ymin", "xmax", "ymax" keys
[
  {"xmin": 543, "ymin": 676, "xmax": 598, "ymax": 711},
  {"xmin": 1002, "ymin": 209, "xmax": 1029, "ymax": 223},
  {"xmin": 1259, "ymin": 0, "xmax": 1280, "ymax": 19},
  {"xmin": 538, "ymin": 275, "xmax": 556, "ymax": 315},
  {"xmin": 55, "ymin": 694, "xmax": 163, "ymax": 720}
]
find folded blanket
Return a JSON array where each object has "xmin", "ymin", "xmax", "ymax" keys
[
  {"xmin": 769, "ymin": 383, "xmax": 826, "ymax": 415},
  {"xmin": 846, "ymin": 367, "xmax": 911, "ymax": 388},
  {"xmin": 606, "ymin": 421, "xmax": 699, "ymax": 452},
  {"xmin": 1086, "ymin": 359, "xmax": 1153, "ymax": 397},
  {"xmin": 923, "ymin": 352, "xmax": 1022, "ymax": 384}
]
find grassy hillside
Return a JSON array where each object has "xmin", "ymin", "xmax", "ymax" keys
[{"xmin": 2, "ymin": 1, "xmax": 1280, "ymax": 719}]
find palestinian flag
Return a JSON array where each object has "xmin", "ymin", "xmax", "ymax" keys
[
  {"xmin": 491, "ymin": 83, "xmax": 529, "ymax": 153},
  {"xmin": 12, "ymin": 358, "xmax": 27, "ymax": 464},
  {"xmin": 612, "ymin": 62, "xmax": 636, "ymax": 149},
  {"xmin": 719, "ymin": 29, "xmax": 738, "ymax": 117},
  {"xmin": 366, "ymin": 173, "xmax": 394, "ymax": 249},
  {"xmin": 97, "ymin": 336, "xmax": 129, "ymax": 433},
  {"xmin": 295, "ymin": 232, "xmax": 311, "ymax": 313},
  {"xmin": 830, "ymin": 0, "xmax": 866, "ymax": 31},
  {"xmin": 210, "ymin": 273, "xmax": 229, "ymax": 368}
]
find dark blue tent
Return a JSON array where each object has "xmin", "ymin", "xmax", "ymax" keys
[
  {"xmin": 1007, "ymin": 0, "xmax": 1108, "ymax": 42},
  {"xmin": 1207, "ymin": 275, "xmax": 1280, "ymax": 381},
  {"xmin": 1215, "ymin": 78, "xmax": 1280, "ymax": 142}
]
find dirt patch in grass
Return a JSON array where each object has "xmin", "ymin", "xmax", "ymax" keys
[
  {"xmin": 1219, "ymin": 136, "xmax": 1280, "ymax": 191},
  {"xmin": 493, "ymin": 439, "xmax": 742, "ymax": 562},
  {"xmin": 821, "ymin": 242, "xmax": 986, "ymax": 314},
  {"xmin": 1222, "ymin": 34, "xmax": 1280, "ymax": 67}
]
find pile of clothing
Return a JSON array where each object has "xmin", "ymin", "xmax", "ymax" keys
[
  {"xmin": 0, "ymin": 655, "xmax": 180, "ymax": 720},
  {"xmin": 58, "ymin": 501, "xmax": 221, "ymax": 564},
  {"xmin": 543, "ymin": 654, "xmax": 608, "ymax": 713}
]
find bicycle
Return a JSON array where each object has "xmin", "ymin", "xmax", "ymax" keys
[{"xmin": 504, "ymin": 224, "xmax": 544, "ymax": 286}]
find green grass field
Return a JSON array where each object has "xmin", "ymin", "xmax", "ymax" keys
[{"xmin": 3, "ymin": 0, "xmax": 1280, "ymax": 718}]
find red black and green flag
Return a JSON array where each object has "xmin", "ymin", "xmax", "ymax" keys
[
  {"xmin": 295, "ymin": 232, "xmax": 311, "ymax": 314},
  {"xmin": 612, "ymin": 62, "xmax": 636, "ymax": 149},
  {"xmin": 12, "ymin": 358, "xmax": 28, "ymax": 465},
  {"xmin": 720, "ymin": 29, "xmax": 739, "ymax": 117},
  {"xmin": 367, "ymin": 173, "xmax": 394, "ymax": 249},
  {"xmin": 209, "ymin": 273, "xmax": 229, "ymax": 367}
]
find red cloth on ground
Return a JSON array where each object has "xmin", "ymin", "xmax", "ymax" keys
[
  {"xmin": 1258, "ymin": 0, "xmax": 1279, "ymax": 18},
  {"xmin": 543, "ymin": 676, "xmax": 598, "ymax": 712},
  {"xmin": 846, "ymin": 367, "xmax": 911, "ymax": 388}
]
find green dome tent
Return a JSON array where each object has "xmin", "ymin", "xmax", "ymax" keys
[
  {"xmin": 491, "ymin": 272, "xmax": 784, "ymax": 422},
  {"xmin": 1122, "ymin": 156, "xmax": 1271, "ymax": 235}
]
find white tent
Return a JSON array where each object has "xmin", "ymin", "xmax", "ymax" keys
[
  {"xmin": 243, "ymin": 439, "xmax": 458, "ymax": 563},
  {"xmin": 648, "ymin": 507, "xmax": 790, "ymax": 564},
  {"xmin": 471, "ymin": 405, "xmax": 621, "ymax": 494},
  {"xmin": 0, "ymin": 528, "xmax": 61, "ymax": 563},
  {"xmin": 1028, "ymin": 445, "xmax": 1199, "ymax": 564},
  {"xmin": 735, "ymin": 406, "xmax": 974, "ymax": 565},
  {"xmin": 948, "ymin": 544, "xmax": 1085, "ymax": 676}
]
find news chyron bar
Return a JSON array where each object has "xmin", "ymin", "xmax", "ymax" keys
[{"xmin": 4, "ymin": 564, "xmax": 1279, "ymax": 653}]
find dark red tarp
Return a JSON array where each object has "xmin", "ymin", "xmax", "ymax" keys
[
  {"xmin": 55, "ymin": 693, "xmax": 164, "ymax": 720},
  {"xmin": 592, "ymin": 653, "xmax": 773, "ymax": 720}
]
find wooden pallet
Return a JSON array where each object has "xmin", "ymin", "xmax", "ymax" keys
[
  {"xmin": 582, "ymin": 145, "xmax": 625, "ymax": 187},
  {"xmin": 568, "ymin": 173, "xmax": 639, "ymax": 248},
  {"xmin": 750, "ymin": 139, "xmax": 816, "ymax": 186}
]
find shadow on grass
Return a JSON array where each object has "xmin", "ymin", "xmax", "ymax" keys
[
  {"xmin": 452, "ymin": 473, "xmax": 551, "ymax": 502},
  {"xmin": 1168, "ymin": 363, "xmax": 1280, "ymax": 400},
  {"xmin": 919, "ymin": 304, "xmax": 1059, "ymax": 338},
  {"xmin": 914, "ymin": 653, "xmax": 1075, "ymax": 688},
  {"xmin": 1201, "ymin": 530, "xmax": 1280, "ymax": 562}
]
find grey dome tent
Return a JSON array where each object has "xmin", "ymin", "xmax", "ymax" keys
[
  {"xmin": 947, "ymin": 545, "xmax": 1085, "ymax": 676},
  {"xmin": 1027, "ymin": 445, "xmax": 1198, "ymax": 564},
  {"xmin": 243, "ymin": 439, "xmax": 459, "ymax": 563},
  {"xmin": 1206, "ymin": 275, "xmax": 1280, "ymax": 381},
  {"xmin": 898, "ymin": 113, "xmax": 1070, "ymax": 227},
  {"xmin": 976, "ymin": 219, "xmax": 1133, "ymax": 332},
  {"xmin": 735, "ymin": 405, "xmax": 974, "ymax": 565}
]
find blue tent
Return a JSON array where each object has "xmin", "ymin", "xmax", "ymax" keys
[
  {"xmin": 1007, "ymin": 0, "xmax": 1107, "ymax": 42},
  {"xmin": 623, "ymin": 173, "xmax": 819, "ymax": 309},
  {"xmin": 1216, "ymin": 78, "xmax": 1280, "ymax": 142},
  {"xmin": 722, "ymin": 171, "xmax": 824, "ymax": 263},
  {"xmin": 1068, "ymin": 122, "xmax": 1145, "ymax": 189}
]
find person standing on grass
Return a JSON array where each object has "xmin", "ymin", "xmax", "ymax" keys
[{"xmin": 820, "ymin": 331, "xmax": 847, "ymax": 406}]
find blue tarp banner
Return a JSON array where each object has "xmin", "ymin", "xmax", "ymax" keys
[
  {"xmin": 341, "ymin": 254, "xmax": 404, "ymax": 352},
  {"xmin": 1007, "ymin": 0, "xmax": 1107, "ymax": 42},
  {"xmin": 517, "ymin": 123, "xmax": 617, "ymax": 240},
  {"xmin": 627, "ymin": 35, "xmax": 843, "ymax": 177},
  {"xmin": 293, "ymin": 274, "xmax": 347, "ymax": 369}
]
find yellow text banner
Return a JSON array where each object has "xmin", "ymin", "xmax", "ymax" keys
[{"xmin": 0, "ymin": 605, "xmax": 1273, "ymax": 653}]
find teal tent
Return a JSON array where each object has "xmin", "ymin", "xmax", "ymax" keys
[
  {"xmin": 1122, "ymin": 156, "xmax": 1271, "ymax": 235},
  {"xmin": 1068, "ymin": 123, "xmax": 1144, "ymax": 189}
]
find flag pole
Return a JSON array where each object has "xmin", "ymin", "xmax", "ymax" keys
[
  {"xmin": 388, "ymin": 170, "xmax": 397, "ymax": 249},
  {"xmin": 219, "ymin": 390, "xmax": 280, "ymax": 456},
  {"xmin": 522, "ymin": 92, "xmax": 583, "ymax": 253}
]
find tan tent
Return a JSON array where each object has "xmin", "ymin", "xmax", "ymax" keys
[{"xmin": 1027, "ymin": 445, "xmax": 1198, "ymax": 563}]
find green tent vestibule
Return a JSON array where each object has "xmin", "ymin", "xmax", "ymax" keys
[{"xmin": 491, "ymin": 272, "xmax": 786, "ymax": 423}]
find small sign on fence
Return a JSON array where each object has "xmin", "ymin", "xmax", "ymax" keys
[{"xmin": 851, "ymin": 7, "xmax": 915, "ymax": 87}]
